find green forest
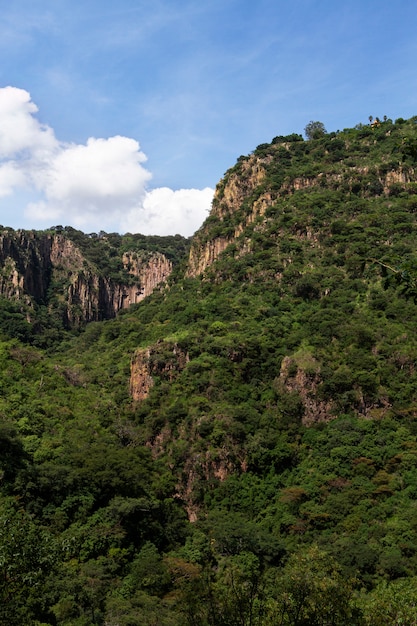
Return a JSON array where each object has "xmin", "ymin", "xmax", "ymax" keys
[{"xmin": 2, "ymin": 115, "xmax": 417, "ymax": 625}]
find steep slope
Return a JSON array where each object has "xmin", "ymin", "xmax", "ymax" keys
[
  {"xmin": 3, "ymin": 116, "xmax": 417, "ymax": 624},
  {"xmin": 188, "ymin": 121, "xmax": 417, "ymax": 276},
  {"xmin": 123, "ymin": 116, "xmax": 417, "ymax": 508}
]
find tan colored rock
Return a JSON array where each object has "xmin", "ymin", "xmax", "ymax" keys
[
  {"xmin": 0, "ymin": 230, "xmax": 173, "ymax": 326},
  {"xmin": 130, "ymin": 341, "xmax": 189, "ymax": 402},
  {"xmin": 130, "ymin": 348, "xmax": 154, "ymax": 401},
  {"xmin": 279, "ymin": 355, "xmax": 334, "ymax": 425},
  {"xmin": 50, "ymin": 235, "xmax": 84, "ymax": 269},
  {"xmin": 187, "ymin": 237, "xmax": 230, "ymax": 277},
  {"xmin": 121, "ymin": 252, "xmax": 172, "ymax": 307}
]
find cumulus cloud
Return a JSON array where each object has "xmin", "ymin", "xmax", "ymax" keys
[
  {"xmin": 122, "ymin": 187, "xmax": 214, "ymax": 236},
  {"xmin": 27, "ymin": 136, "xmax": 152, "ymax": 230},
  {"xmin": 0, "ymin": 86, "xmax": 56, "ymax": 159},
  {"xmin": 0, "ymin": 162, "xmax": 26, "ymax": 197},
  {"xmin": 0, "ymin": 86, "xmax": 213, "ymax": 235}
]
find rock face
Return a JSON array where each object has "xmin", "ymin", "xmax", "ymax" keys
[
  {"xmin": 0, "ymin": 230, "xmax": 172, "ymax": 326},
  {"xmin": 64, "ymin": 250, "xmax": 172, "ymax": 326},
  {"xmin": 129, "ymin": 348, "xmax": 155, "ymax": 402},
  {"xmin": 279, "ymin": 355, "xmax": 334, "ymax": 425},
  {"xmin": 122, "ymin": 252, "xmax": 172, "ymax": 305},
  {"xmin": 186, "ymin": 153, "xmax": 269, "ymax": 277},
  {"xmin": 187, "ymin": 236, "xmax": 231, "ymax": 278},
  {"xmin": 186, "ymin": 143, "xmax": 416, "ymax": 278},
  {"xmin": 0, "ymin": 230, "xmax": 53, "ymax": 304},
  {"xmin": 130, "ymin": 341, "xmax": 189, "ymax": 401}
]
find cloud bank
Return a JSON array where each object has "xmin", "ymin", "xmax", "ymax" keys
[{"xmin": 0, "ymin": 87, "xmax": 213, "ymax": 236}]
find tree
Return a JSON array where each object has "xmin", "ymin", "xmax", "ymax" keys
[
  {"xmin": 304, "ymin": 120, "xmax": 327, "ymax": 140},
  {"xmin": 0, "ymin": 499, "xmax": 58, "ymax": 624},
  {"xmin": 272, "ymin": 546, "xmax": 357, "ymax": 625},
  {"xmin": 359, "ymin": 578, "xmax": 417, "ymax": 625}
]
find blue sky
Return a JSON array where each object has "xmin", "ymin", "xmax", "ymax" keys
[{"xmin": 0, "ymin": 0, "xmax": 416, "ymax": 236}]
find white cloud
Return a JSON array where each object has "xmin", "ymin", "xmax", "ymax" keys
[
  {"xmin": 27, "ymin": 136, "xmax": 153, "ymax": 230},
  {"xmin": 0, "ymin": 86, "xmax": 56, "ymax": 158},
  {"xmin": 0, "ymin": 86, "xmax": 214, "ymax": 235},
  {"xmin": 121, "ymin": 187, "xmax": 214, "ymax": 236},
  {"xmin": 0, "ymin": 161, "xmax": 26, "ymax": 197}
]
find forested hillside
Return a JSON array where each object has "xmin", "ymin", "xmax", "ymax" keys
[{"xmin": 2, "ymin": 116, "xmax": 417, "ymax": 625}]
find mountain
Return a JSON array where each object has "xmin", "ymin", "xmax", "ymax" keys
[{"xmin": 2, "ymin": 116, "xmax": 417, "ymax": 625}]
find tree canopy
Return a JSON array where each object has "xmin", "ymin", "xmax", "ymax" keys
[
  {"xmin": 2, "ymin": 114, "xmax": 417, "ymax": 623},
  {"xmin": 304, "ymin": 119, "xmax": 327, "ymax": 139}
]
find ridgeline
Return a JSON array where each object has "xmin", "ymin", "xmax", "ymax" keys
[{"xmin": 2, "ymin": 115, "xmax": 417, "ymax": 624}]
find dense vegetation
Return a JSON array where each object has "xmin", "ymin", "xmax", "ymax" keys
[{"xmin": 2, "ymin": 116, "xmax": 417, "ymax": 624}]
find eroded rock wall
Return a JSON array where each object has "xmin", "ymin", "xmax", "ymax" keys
[{"xmin": 0, "ymin": 230, "xmax": 173, "ymax": 326}]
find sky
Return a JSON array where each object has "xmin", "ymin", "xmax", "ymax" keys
[{"xmin": 0, "ymin": 0, "xmax": 416, "ymax": 237}]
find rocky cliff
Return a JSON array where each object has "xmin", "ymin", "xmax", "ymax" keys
[
  {"xmin": 64, "ymin": 249, "xmax": 172, "ymax": 326},
  {"xmin": 186, "ymin": 130, "xmax": 417, "ymax": 278},
  {"xmin": 187, "ymin": 153, "xmax": 269, "ymax": 277},
  {"xmin": 0, "ymin": 229, "xmax": 173, "ymax": 327},
  {"xmin": 130, "ymin": 340, "xmax": 189, "ymax": 402},
  {"xmin": 0, "ymin": 229, "xmax": 52, "ymax": 304}
]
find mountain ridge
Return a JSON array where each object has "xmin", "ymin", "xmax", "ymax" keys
[
  {"xmin": 188, "ymin": 120, "xmax": 417, "ymax": 277},
  {"xmin": 2, "ymin": 115, "xmax": 417, "ymax": 624}
]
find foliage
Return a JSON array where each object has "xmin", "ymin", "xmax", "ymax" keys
[
  {"xmin": 359, "ymin": 577, "xmax": 417, "ymax": 625},
  {"xmin": 304, "ymin": 120, "xmax": 327, "ymax": 140},
  {"xmin": 1, "ymin": 115, "xmax": 417, "ymax": 622}
]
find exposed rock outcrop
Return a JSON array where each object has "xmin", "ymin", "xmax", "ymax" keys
[
  {"xmin": 64, "ymin": 251, "xmax": 172, "ymax": 326},
  {"xmin": 122, "ymin": 252, "xmax": 172, "ymax": 305},
  {"xmin": 130, "ymin": 341, "xmax": 189, "ymax": 402},
  {"xmin": 186, "ymin": 154, "xmax": 270, "ymax": 278},
  {"xmin": 130, "ymin": 348, "xmax": 155, "ymax": 401},
  {"xmin": 186, "ymin": 143, "xmax": 416, "ymax": 278},
  {"xmin": 0, "ymin": 230, "xmax": 53, "ymax": 303},
  {"xmin": 0, "ymin": 230, "xmax": 173, "ymax": 327},
  {"xmin": 279, "ymin": 355, "xmax": 334, "ymax": 425},
  {"xmin": 187, "ymin": 237, "xmax": 231, "ymax": 278}
]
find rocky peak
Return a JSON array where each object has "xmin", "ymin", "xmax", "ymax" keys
[{"xmin": 186, "ymin": 126, "xmax": 417, "ymax": 278}]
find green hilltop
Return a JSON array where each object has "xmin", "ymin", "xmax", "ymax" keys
[{"xmin": 2, "ymin": 115, "xmax": 417, "ymax": 624}]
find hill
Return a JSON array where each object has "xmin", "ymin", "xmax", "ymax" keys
[{"xmin": 2, "ymin": 116, "xmax": 417, "ymax": 624}]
